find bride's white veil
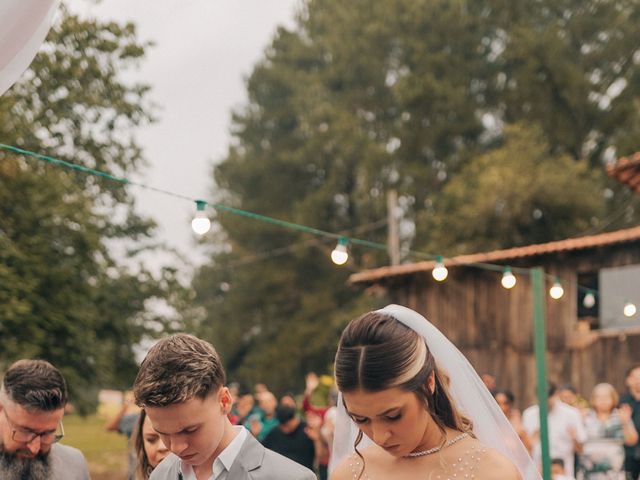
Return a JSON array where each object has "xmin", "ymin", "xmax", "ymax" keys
[{"xmin": 330, "ymin": 304, "xmax": 540, "ymax": 479}]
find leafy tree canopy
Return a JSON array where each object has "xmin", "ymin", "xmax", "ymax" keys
[
  {"xmin": 190, "ymin": 0, "xmax": 640, "ymax": 391},
  {"xmin": 0, "ymin": 7, "xmax": 184, "ymax": 412}
]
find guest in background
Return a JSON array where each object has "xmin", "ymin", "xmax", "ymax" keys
[
  {"xmin": 551, "ymin": 458, "xmax": 575, "ymax": 480},
  {"xmin": 132, "ymin": 409, "xmax": 169, "ymax": 480},
  {"xmin": 105, "ymin": 390, "xmax": 140, "ymax": 479},
  {"xmin": 579, "ymin": 383, "xmax": 637, "ymax": 478},
  {"xmin": 494, "ymin": 389, "xmax": 532, "ymax": 453},
  {"xmin": 620, "ymin": 365, "xmax": 640, "ymax": 480},
  {"xmin": 523, "ymin": 383, "xmax": 586, "ymax": 478},
  {"xmin": 251, "ymin": 391, "xmax": 279, "ymax": 441},
  {"xmin": 263, "ymin": 404, "xmax": 317, "ymax": 471}
]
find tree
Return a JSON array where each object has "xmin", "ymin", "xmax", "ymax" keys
[
  {"xmin": 190, "ymin": 0, "xmax": 640, "ymax": 391},
  {"xmin": 0, "ymin": 7, "xmax": 182, "ymax": 412},
  {"xmin": 424, "ymin": 123, "xmax": 606, "ymax": 254}
]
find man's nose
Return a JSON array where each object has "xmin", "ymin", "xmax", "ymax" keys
[
  {"xmin": 168, "ymin": 436, "xmax": 189, "ymax": 455},
  {"xmin": 26, "ymin": 435, "xmax": 42, "ymax": 455}
]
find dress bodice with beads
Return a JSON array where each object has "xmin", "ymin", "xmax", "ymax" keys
[{"xmin": 348, "ymin": 441, "xmax": 489, "ymax": 480}]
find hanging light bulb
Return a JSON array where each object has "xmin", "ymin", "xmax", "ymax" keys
[
  {"xmin": 624, "ymin": 301, "xmax": 637, "ymax": 318},
  {"xmin": 549, "ymin": 278, "xmax": 564, "ymax": 300},
  {"xmin": 191, "ymin": 200, "xmax": 211, "ymax": 235},
  {"xmin": 501, "ymin": 266, "xmax": 516, "ymax": 289},
  {"xmin": 583, "ymin": 291, "xmax": 596, "ymax": 309},
  {"xmin": 331, "ymin": 237, "xmax": 349, "ymax": 265},
  {"xmin": 432, "ymin": 255, "xmax": 448, "ymax": 282}
]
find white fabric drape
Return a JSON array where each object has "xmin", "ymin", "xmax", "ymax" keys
[
  {"xmin": 0, "ymin": 0, "xmax": 60, "ymax": 96},
  {"xmin": 330, "ymin": 304, "xmax": 541, "ymax": 480}
]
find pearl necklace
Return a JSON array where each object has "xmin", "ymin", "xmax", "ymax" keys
[{"xmin": 403, "ymin": 432, "xmax": 469, "ymax": 458}]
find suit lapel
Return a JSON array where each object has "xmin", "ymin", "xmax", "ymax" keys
[{"xmin": 226, "ymin": 433, "xmax": 265, "ymax": 479}]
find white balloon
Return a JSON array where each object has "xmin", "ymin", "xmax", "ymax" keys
[{"xmin": 0, "ymin": 0, "xmax": 59, "ymax": 96}]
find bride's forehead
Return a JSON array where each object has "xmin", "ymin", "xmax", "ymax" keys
[{"xmin": 343, "ymin": 387, "xmax": 414, "ymax": 413}]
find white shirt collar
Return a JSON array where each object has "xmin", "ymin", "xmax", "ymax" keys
[
  {"xmin": 180, "ymin": 426, "xmax": 247, "ymax": 480},
  {"xmin": 215, "ymin": 426, "xmax": 247, "ymax": 473}
]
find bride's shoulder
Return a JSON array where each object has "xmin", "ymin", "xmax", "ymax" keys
[
  {"xmin": 466, "ymin": 439, "xmax": 521, "ymax": 480},
  {"xmin": 329, "ymin": 458, "xmax": 354, "ymax": 480},
  {"xmin": 329, "ymin": 447, "xmax": 382, "ymax": 480}
]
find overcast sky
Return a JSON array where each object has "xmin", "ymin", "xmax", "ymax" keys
[{"xmin": 66, "ymin": 0, "xmax": 300, "ymax": 268}]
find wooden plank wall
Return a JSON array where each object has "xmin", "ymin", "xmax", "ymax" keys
[{"xmin": 384, "ymin": 243, "xmax": 640, "ymax": 411}]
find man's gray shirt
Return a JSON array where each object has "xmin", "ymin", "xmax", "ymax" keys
[{"xmin": 50, "ymin": 443, "xmax": 91, "ymax": 480}]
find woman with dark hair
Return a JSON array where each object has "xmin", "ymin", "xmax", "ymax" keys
[
  {"xmin": 330, "ymin": 304, "xmax": 539, "ymax": 480},
  {"xmin": 131, "ymin": 409, "xmax": 169, "ymax": 480}
]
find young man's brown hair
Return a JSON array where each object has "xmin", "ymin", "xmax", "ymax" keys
[{"xmin": 133, "ymin": 333, "xmax": 226, "ymax": 407}]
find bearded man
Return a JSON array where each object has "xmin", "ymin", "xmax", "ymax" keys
[{"xmin": 0, "ymin": 359, "xmax": 89, "ymax": 480}]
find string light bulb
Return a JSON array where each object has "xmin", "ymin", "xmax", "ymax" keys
[
  {"xmin": 583, "ymin": 291, "xmax": 596, "ymax": 309},
  {"xmin": 191, "ymin": 200, "xmax": 211, "ymax": 235},
  {"xmin": 624, "ymin": 301, "xmax": 637, "ymax": 318},
  {"xmin": 331, "ymin": 237, "xmax": 349, "ymax": 265},
  {"xmin": 501, "ymin": 266, "xmax": 516, "ymax": 289},
  {"xmin": 549, "ymin": 278, "xmax": 564, "ymax": 300},
  {"xmin": 432, "ymin": 256, "xmax": 448, "ymax": 282}
]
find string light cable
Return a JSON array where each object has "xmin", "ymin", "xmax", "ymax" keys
[{"xmin": 1, "ymin": 143, "xmax": 637, "ymax": 317}]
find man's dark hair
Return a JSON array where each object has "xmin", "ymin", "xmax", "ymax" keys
[
  {"xmin": 1, "ymin": 359, "xmax": 68, "ymax": 411},
  {"xmin": 493, "ymin": 389, "xmax": 515, "ymax": 405},
  {"xmin": 134, "ymin": 333, "xmax": 226, "ymax": 407},
  {"xmin": 558, "ymin": 383, "xmax": 576, "ymax": 394},
  {"xmin": 275, "ymin": 405, "xmax": 297, "ymax": 424}
]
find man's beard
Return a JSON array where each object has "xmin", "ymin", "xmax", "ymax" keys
[{"xmin": 0, "ymin": 446, "xmax": 52, "ymax": 480}]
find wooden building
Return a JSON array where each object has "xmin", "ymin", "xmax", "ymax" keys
[{"xmin": 349, "ymin": 226, "xmax": 640, "ymax": 410}]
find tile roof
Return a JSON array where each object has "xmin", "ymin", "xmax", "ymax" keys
[
  {"xmin": 607, "ymin": 152, "xmax": 640, "ymax": 194},
  {"xmin": 349, "ymin": 225, "xmax": 640, "ymax": 284}
]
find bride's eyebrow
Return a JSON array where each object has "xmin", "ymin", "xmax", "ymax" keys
[{"xmin": 348, "ymin": 406, "xmax": 401, "ymax": 418}]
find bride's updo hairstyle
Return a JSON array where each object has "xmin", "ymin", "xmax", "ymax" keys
[{"xmin": 335, "ymin": 311, "xmax": 473, "ymax": 447}]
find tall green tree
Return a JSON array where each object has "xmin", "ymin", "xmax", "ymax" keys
[
  {"xmin": 425, "ymin": 123, "xmax": 606, "ymax": 254},
  {"xmin": 0, "ymin": 7, "xmax": 182, "ymax": 412},
  {"xmin": 191, "ymin": 0, "xmax": 640, "ymax": 390}
]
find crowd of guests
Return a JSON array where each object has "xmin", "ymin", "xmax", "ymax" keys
[
  {"xmin": 484, "ymin": 365, "xmax": 640, "ymax": 480},
  {"xmin": 1, "ymin": 350, "xmax": 639, "ymax": 480}
]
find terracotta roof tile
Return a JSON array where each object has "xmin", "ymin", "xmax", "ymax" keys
[
  {"xmin": 607, "ymin": 152, "xmax": 640, "ymax": 194},
  {"xmin": 349, "ymin": 225, "xmax": 640, "ymax": 284}
]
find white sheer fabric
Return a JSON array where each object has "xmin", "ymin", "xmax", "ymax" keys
[
  {"xmin": 330, "ymin": 304, "xmax": 541, "ymax": 480},
  {"xmin": 0, "ymin": 0, "xmax": 59, "ymax": 96}
]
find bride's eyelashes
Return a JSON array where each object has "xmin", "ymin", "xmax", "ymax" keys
[
  {"xmin": 350, "ymin": 413, "xmax": 403, "ymax": 424},
  {"xmin": 350, "ymin": 415, "xmax": 368, "ymax": 424}
]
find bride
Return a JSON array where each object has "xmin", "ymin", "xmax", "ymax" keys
[{"xmin": 329, "ymin": 304, "xmax": 540, "ymax": 480}]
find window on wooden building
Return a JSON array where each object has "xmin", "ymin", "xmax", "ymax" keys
[
  {"xmin": 577, "ymin": 272, "xmax": 599, "ymax": 330},
  {"xmin": 599, "ymin": 264, "xmax": 640, "ymax": 329}
]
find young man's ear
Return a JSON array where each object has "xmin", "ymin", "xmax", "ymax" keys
[{"xmin": 219, "ymin": 386, "xmax": 232, "ymax": 414}]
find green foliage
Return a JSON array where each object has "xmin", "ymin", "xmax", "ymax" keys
[
  {"xmin": 425, "ymin": 123, "xmax": 606, "ymax": 254},
  {"xmin": 0, "ymin": 7, "xmax": 183, "ymax": 412},
  {"xmin": 190, "ymin": 0, "xmax": 640, "ymax": 391}
]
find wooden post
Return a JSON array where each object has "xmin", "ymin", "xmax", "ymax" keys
[{"xmin": 387, "ymin": 189, "xmax": 400, "ymax": 266}]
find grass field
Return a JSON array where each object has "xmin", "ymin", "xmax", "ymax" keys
[{"xmin": 62, "ymin": 415, "xmax": 129, "ymax": 480}]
